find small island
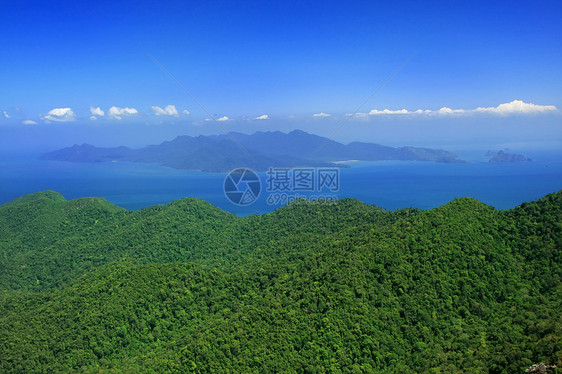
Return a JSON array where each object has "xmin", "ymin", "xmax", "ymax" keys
[{"xmin": 486, "ymin": 150, "xmax": 532, "ymax": 163}]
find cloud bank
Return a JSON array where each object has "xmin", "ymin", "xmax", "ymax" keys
[
  {"xmin": 3, "ymin": 111, "xmax": 10, "ymax": 119},
  {"xmin": 313, "ymin": 112, "xmax": 331, "ymax": 117},
  {"xmin": 22, "ymin": 119, "xmax": 37, "ymax": 125},
  {"xmin": 367, "ymin": 100, "xmax": 558, "ymax": 116},
  {"xmin": 254, "ymin": 114, "xmax": 269, "ymax": 120},
  {"xmin": 369, "ymin": 109, "xmax": 410, "ymax": 115},
  {"xmin": 473, "ymin": 100, "xmax": 558, "ymax": 114}
]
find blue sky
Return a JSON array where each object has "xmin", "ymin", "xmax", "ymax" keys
[{"xmin": 1, "ymin": 0, "xmax": 561, "ymax": 152}]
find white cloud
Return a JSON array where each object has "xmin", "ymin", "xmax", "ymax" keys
[
  {"xmin": 345, "ymin": 112, "xmax": 369, "ymax": 118},
  {"xmin": 217, "ymin": 116, "xmax": 230, "ymax": 121},
  {"xmin": 42, "ymin": 107, "xmax": 76, "ymax": 122},
  {"xmin": 152, "ymin": 104, "xmax": 179, "ymax": 116},
  {"xmin": 182, "ymin": 109, "xmax": 190, "ymax": 115},
  {"xmin": 22, "ymin": 119, "xmax": 37, "ymax": 125},
  {"xmin": 366, "ymin": 100, "xmax": 558, "ymax": 117},
  {"xmin": 254, "ymin": 114, "xmax": 269, "ymax": 120},
  {"xmin": 369, "ymin": 108, "xmax": 409, "ymax": 115},
  {"xmin": 436, "ymin": 107, "xmax": 466, "ymax": 115},
  {"xmin": 473, "ymin": 100, "xmax": 558, "ymax": 115},
  {"xmin": 108, "ymin": 106, "xmax": 138, "ymax": 120},
  {"xmin": 3, "ymin": 111, "xmax": 10, "ymax": 119},
  {"xmin": 90, "ymin": 106, "xmax": 104, "ymax": 117},
  {"xmin": 313, "ymin": 112, "xmax": 331, "ymax": 117}
]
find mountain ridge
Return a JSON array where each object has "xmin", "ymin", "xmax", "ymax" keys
[
  {"xmin": 41, "ymin": 130, "xmax": 464, "ymax": 172},
  {"xmin": 0, "ymin": 189, "xmax": 560, "ymax": 372}
]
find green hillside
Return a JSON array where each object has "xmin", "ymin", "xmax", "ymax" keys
[{"xmin": 0, "ymin": 191, "xmax": 560, "ymax": 373}]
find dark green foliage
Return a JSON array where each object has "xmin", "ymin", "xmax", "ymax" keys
[{"xmin": 0, "ymin": 191, "xmax": 560, "ymax": 373}]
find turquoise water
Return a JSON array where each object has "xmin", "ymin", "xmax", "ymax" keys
[{"xmin": 1, "ymin": 156, "xmax": 561, "ymax": 216}]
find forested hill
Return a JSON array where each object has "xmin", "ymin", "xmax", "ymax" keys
[{"xmin": 0, "ymin": 191, "xmax": 561, "ymax": 373}]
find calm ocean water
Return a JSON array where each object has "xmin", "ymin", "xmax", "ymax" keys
[{"xmin": 1, "ymin": 155, "xmax": 561, "ymax": 216}]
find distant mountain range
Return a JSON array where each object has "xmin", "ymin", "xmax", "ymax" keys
[{"xmin": 41, "ymin": 130, "xmax": 464, "ymax": 172}]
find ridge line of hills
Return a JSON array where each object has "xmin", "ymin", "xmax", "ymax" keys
[
  {"xmin": 0, "ymin": 190, "xmax": 560, "ymax": 372},
  {"xmin": 40, "ymin": 129, "xmax": 465, "ymax": 172}
]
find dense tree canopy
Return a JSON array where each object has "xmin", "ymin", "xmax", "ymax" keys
[{"xmin": 0, "ymin": 190, "xmax": 560, "ymax": 373}]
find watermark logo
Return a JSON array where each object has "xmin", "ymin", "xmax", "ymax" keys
[
  {"xmin": 224, "ymin": 167, "xmax": 340, "ymax": 206},
  {"xmin": 224, "ymin": 168, "xmax": 261, "ymax": 205},
  {"xmin": 265, "ymin": 167, "xmax": 339, "ymax": 206}
]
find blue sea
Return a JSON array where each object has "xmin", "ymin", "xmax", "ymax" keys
[{"xmin": 1, "ymin": 154, "xmax": 561, "ymax": 216}]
